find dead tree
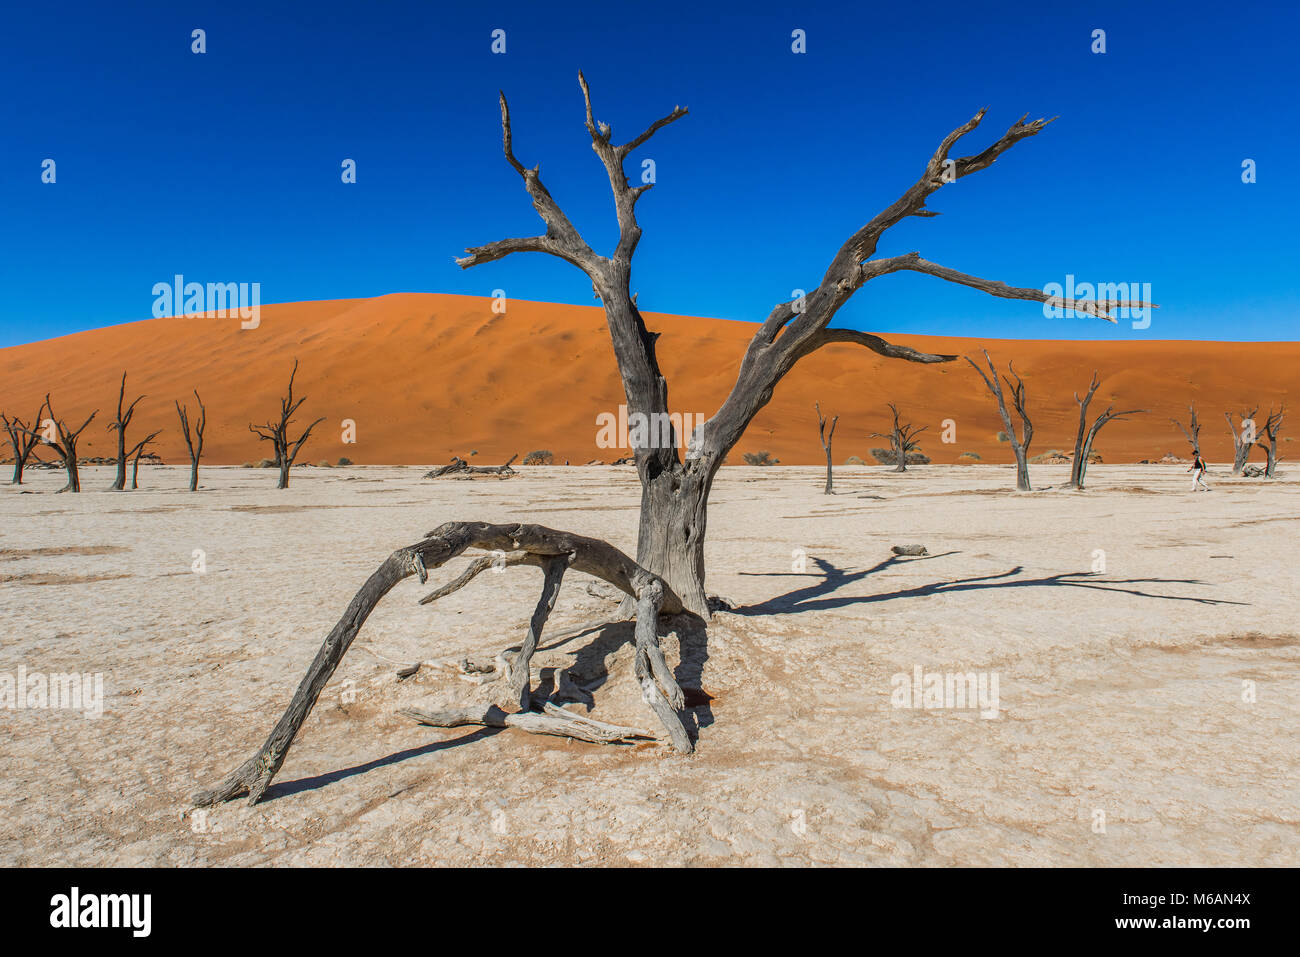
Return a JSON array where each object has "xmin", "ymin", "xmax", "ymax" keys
[
  {"xmin": 424, "ymin": 454, "xmax": 518, "ymax": 479},
  {"xmin": 872, "ymin": 402, "xmax": 927, "ymax": 473},
  {"xmin": 28, "ymin": 396, "xmax": 97, "ymax": 492},
  {"xmin": 127, "ymin": 430, "xmax": 162, "ymax": 489},
  {"xmin": 193, "ymin": 83, "xmax": 1151, "ymax": 809},
  {"xmin": 1068, "ymin": 371, "xmax": 1146, "ymax": 490},
  {"xmin": 1170, "ymin": 403, "xmax": 1201, "ymax": 454},
  {"xmin": 194, "ymin": 522, "xmax": 689, "ymax": 806},
  {"xmin": 967, "ymin": 351, "xmax": 1034, "ymax": 490},
  {"xmin": 453, "ymin": 77, "xmax": 1146, "ymax": 615},
  {"xmin": 1225, "ymin": 407, "xmax": 1259, "ymax": 475},
  {"xmin": 175, "ymin": 391, "xmax": 207, "ymax": 492},
  {"xmin": 1260, "ymin": 406, "xmax": 1285, "ymax": 477},
  {"xmin": 107, "ymin": 372, "xmax": 145, "ymax": 491},
  {"xmin": 249, "ymin": 359, "xmax": 324, "ymax": 489},
  {"xmin": 1, "ymin": 410, "xmax": 43, "ymax": 483},
  {"xmin": 814, "ymin": 403, "xmax": 838, "ymax": 493}
]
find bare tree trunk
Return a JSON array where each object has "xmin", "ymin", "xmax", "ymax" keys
[
  {"xmin": 107, "ymin": 372, "xmax": 145, "ymax": 492},
  {"xmin": 636, "ymin": 463, "xmax": 714, "ymax": 618},
  {"xmin": 815, "ymin": 402, "xmax": 837, "ymax": 494},
  {"xmin": 967, "ymin": 352, "xmax": 1032, "ymax": 491},
  {"xmin": 1225, "ymin": 409, "xmax": 1258, "ymax": 475},
  {"xmin": 277, "ymin": 458, "xmax": 290, "ymax": 489},
  {"xmin": 457, "ymin": 78, "xmax": 1146, "ymax": 615},
  {"xmin": 176, "ymin": 391, "xmax": 206, "ymax": 492}
]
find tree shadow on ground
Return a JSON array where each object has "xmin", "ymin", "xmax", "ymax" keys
[
  {"xmin": 733, "ymin": 554, "xmax": 1246, "ymax": 616},
  {"xmin": 262, "ymin": 725, "xmax": 502, "ymax": 803}
]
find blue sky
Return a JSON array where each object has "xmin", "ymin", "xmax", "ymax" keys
[{"xmin": 1, "ymin": 0, "xmax": 1296, "ymax": 348}]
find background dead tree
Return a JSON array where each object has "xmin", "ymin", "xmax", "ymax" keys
[
  {"xmin": 1225, "ymin": 407, "xmax": 1259, "ymax": 475},
  {"xmin": 814, "ymin": 402, "xmax": 838, "ymax": 493},
  {"xmin": 966, "ymin": 351, "xmax": 1034, "ymax": 490},
  {"xmin": 424, "ymin": 454, "xmax": 517, "ymax": 479},
  {"xmin": 29, "ymin": 395, "xmax": 97, "ymax": 492},
  {"xmin": 1, "ymin": 410, "xmax": 43, "ymax": 484},
  {"xmin": 106, "ymin": 372, "xmax": 145, "ymax": 491},
  {"xmin": 1260, "ymin": 406, "xmax": 1285, "ymax": 477},
  {"xmin": 249, "ymin": 359, "xmax": 324, "ymax": 489},
  {"xmin": 455, "ymin": 77, "xmax": 1145, "ymax": 615},
  {"xmin": 127, "ymin": 429, "xmax": 163, "ymax": 490},
  {"xmin": 1068, "ymin": 371, "xmax": 1146, "ymax": 490},
  {"xmin": 871, "ymin": 402, "xmax": 927, "ymax": 473},
  {"xmin": 175, "ymin": 390, "xmax": 206, "ymax": 491},
  {"xmin": 1170, "ymin": 402, "xmax": 1201, "ymax": 454},
  {"xmin": 194, "ymin": 522, "xmax": 689, "ymax": 807}
]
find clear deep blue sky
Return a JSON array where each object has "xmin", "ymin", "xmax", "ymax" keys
[{"xmin": 1, "ymin": 0, "xmax": 1296, "ymax": 348}]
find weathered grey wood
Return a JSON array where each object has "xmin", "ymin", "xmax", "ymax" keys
[
  {"xmin": 22, "ymin": 395, "xmax": 97, "ymax": 493},
  {"xmin": 1225, "ymin": 408, "xmax": 1260, "ymax": 475},
  {"xmin": 1260, "ymin": 407, "xmax": 1284, "ymax": 477},
  {"xmin": 505, "ymin": 555, "xmax": 567, "ymax": 710},
  {"xmin": 891, "ymin": 544, "xmax": 929, "ymax": 556},
  {"xmin": 424, "ymin": 454, "xmax": 517, "ymax": 479},
  {"xmin": 1171, "ymin": 403, "xmax": 1201, "ymax": 454},
  {"xmin": 966, "ymin": 352, "xmax": 1033, "ymax": 490},
  {"xmin": 106, "ymin": 372, "xmax": 145, "ymax": 491},
  {"xmin": 127, "ymin": 429, "xmax": 163, "ymax": 490},
  {"xmin": 192, "ymin": 522, "xmax": 686, "ymax": 807},
  {"xmin": 0, "ymin": 409, "xmax": 43, "ymax": 484},
  {"xmin": 872, "ymin": 402, "xmax": 927, "ymax": 472},
  {"xmin": 1068, "ymin": 371, "xmax": 1145, "ymax": 490},
  {"xmin": 248, "ymin": 359, "xmax": 324, "ymax": 489},
  {"xmin": 455, "ymin": 79, "xmax": 1138, "ymax": 615},
  {"xmin": 175, "ymin": 390, "xmax": 206, "ymax": 492},
  {"xmin": 397, "ymin": 702, "xmax": 657, "ymax": 745},
  {"xmin": 815, "ymin": 402, "xmax": 838, "ymax": 493}
]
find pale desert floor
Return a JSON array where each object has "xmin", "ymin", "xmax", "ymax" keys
[{"xmin": 1, "ymin": 463, "xmax": 1297, "ymax": 866}]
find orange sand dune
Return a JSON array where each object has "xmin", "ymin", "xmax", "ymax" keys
[{"xmin": 0, "ymin": 294, "xmax": 1294, "ymax": 468}]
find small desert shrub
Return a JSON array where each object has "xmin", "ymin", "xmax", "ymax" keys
[
  {"xmin": 845, "ymin": 455, "xmax": 865, "ymax": 465},
  {"xmin": 240, "ymin": 461, "xmax": 254, "ymax": 468},
  {"xmin": 522, "ymin": 450, "xmax": 554, "ymax": 466},
  {"xmin": 958, "ymin": 451, "xmax": 981, "ymax": 461},
  {"xmin": 995, "ymin": 431, "xmax": 1011, "ymax": 443},
  {"xmin": 869, "ymin": 448, "xmax": 931, "ymax": 465},
  {"xmin": 1029, "ymin": 449, "xmax": 1067, "ymax": 464},
  {"xmin": 317, "ymin": 460, "xmax": 334, "ymax": 468},
  {"xmin": 337, "ymin": 457, "xmax": 352, "ymax": 466},
  {"xmin": 742, "ymin": 450, "xmax": 779, "ymax": 466},
  {"xmin": 257, "ymin": 458, "xmax": 277, "ymax": 469}
]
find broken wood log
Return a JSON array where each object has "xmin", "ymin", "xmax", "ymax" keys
[{"xmin": 424, "ymin": 454, "xmax": 517, "ymax": 479}]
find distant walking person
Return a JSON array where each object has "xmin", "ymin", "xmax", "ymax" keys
[{"xmin": 1189, "ymin": 451, "xmax": 1210, "ymax": 491}]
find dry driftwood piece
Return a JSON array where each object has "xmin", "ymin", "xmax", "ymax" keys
[
  {"xmin": 891, "ymin": 544, "xmax": 928, "ymax": 556},
  {"xmin": 398, "ymin": 701, "xmax": 657, "ymax": 745},
  {"xmin": 424, "ymin": 454, "xmax": 517, "ymax": 479},
  {"xmin": 193, "ymin": 521, "xmax": 690, "ymax": 808}
]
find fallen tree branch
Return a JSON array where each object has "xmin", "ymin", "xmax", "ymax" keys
[
  {"xmin": 192, "ymin": 521, "xmax": 690, "ymax": 808},
  {"xmin": 397, "ymin": 701, "xmax": 657, "ymax": 745},
  {"xmin": 424, "ymin": 454, "xmax": 517, "ymax": 479}
]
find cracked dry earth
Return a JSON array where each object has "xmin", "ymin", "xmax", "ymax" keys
[{"xmin": 1, "ymin": 464, "xmax": 1297, "ymax": 866}]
